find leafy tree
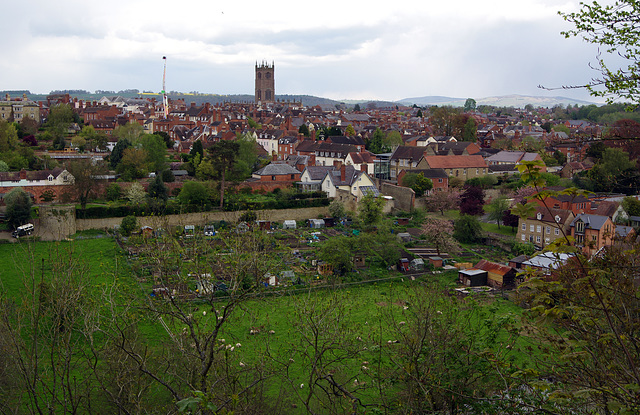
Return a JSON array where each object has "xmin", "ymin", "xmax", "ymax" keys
[
  {"xmin": 0, "ymin": 120, "xmax": 19, "ymax": 153},
  {"xmin": 502, "ymin": 209, "xmax": 520, "ymax": 232},
  {"xmin": 486, "ymin": 196, "xmax": 510, "ymax": 228},
  {"xmin": 453, "ymin": 214, "xmax": 483, "ymax": 243},
  {"xmin": 120, "ymin": 215, "xmax": 138, "ymax": 237},
  {"xmin": 622, "ymin": 195, "xmax": 640, "ymax": 217},
  {"xmin": 105, "ymin": 183, "xmax": 122, "ymax": 201},
  {"xmin": 459, "ymin": 186, "xmax": 485, "ymax": 216},
  {"xmin": 0, "ymin": 160, "xmax": 9, "ymax": 172},
  {"xmin": 560, "ymin": 0, "xmax": 640, "ymax": 105},
  {"xmin": 344, "ymin": 124, "xmax": 356, "ymax": 137},
  {"xmin": 401, "ymin": 173, "xmax": 433, "ymax": 197},
  {"xmin": 353, "ymin": 103, "xmax": 361, "ymax": 111},
  {"xmin": 429, "ymin": 106, "xmax": 461, "ymax": 136},
  {"xmin": 177, "ymin": 181, "xmax": 209, "ymax": 207},
  {"xmin": 190, "ymin": 139, "xmax": 204, "ymax": 160},
  {"xmin": 386, "ymin": 131, "xmax": 403, "ymax": 149},
  {"xmin": 147, "ymin": 175, "xmax": 169, "ymax": 213},
  {"xmin": 298, "ymin": 124, "xmax": 310, "ymax": 137},
  {"xmin": 357, "ymin": 192, "xmax": 385, "ymax": 227},
  {"xmin": 65, "ymin": 159, "xmax": 107, "ymax": 210},
  {"xmin": 552, "ymin": 124, "xmax": 570, "ymax": 134},
  {"xmin": 5, "ymin": 187, "xmax": 32, "ymax": 229},
  {"xmin": 207, "ymin": 140, "xmax": 240, "ymax": 209},
  {"xmin": 461, "ymin": 117, "xmax": 477, "ymax": 141},
  {"xmin": 112, "ymin": 122, "xmax": 144, "ymax": 144},
  {"xmin": 52, "ymin": 135, "xmax": 66, "ymax": 151},
  {"xmin": 46, "ymin": 104, "xmax": 74, "ymax": 137},
  {"xmin": 125, "ymin": 182, "xmax": 146, "ymax": 206},
  {"xmin": 420, "ymin": 218, "xmax": 460, "ymax": 256},
  {"xmin": 366, "ymin": 128, "xmax": 387, "ymax": 153},
  {"xmin": 140, "ymin": 134, "xmax": 168, "ymax": 174},
  {"xmin": 317, "ymin": 235, "xmax": 354, "ymax": 276},
  {"xmin": 328, "ymin": 200, "xmax": 346, "ymax": 219},
  {"xmin": 109, "ymin": 139, "xmax": 131, "ymax": 169},
  {"xmin": 230, "ymin": 133, "xmax": 259, "ymax": 181},
  {"xmin": 155, "ymin": 131, "xmax": 173, "ymax": 150},
  {"xmin": 463, "ymin": 98, "xmax": 477, "ymax": 112},
  {"xmin": 416, "ymin": 109, "xmax": 423, "ymax": 118},
  {"xmin": 19, "ymin": 116, "xmax": 39, "ymax": 137},
  {"xmin": 161, "ymin": 169, "xmax": 175, "ymax": 183},
  {"xmin": 423, "ymin": 190, "xmax": 460, "ymax": 215},
  {"xmin": 117, "ymin": 148, "xmax": 149, "ymax": 181}
]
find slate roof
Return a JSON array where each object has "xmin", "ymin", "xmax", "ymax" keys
[
  {"xmin": 570, "ymin": 214, "xmax": 611, "ymax": 231},
  {"xmin": 303, "ymin": 166, "xmax": 334, "ymax": 181},
  {"xmin": 253, "ymin": 163, "xmax": 301, "ymax": 176},
  {"xmin": 390, "ymin": 146, "xmax": 426, "ymax": 162}
]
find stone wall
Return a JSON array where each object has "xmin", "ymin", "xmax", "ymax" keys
[
  {"xmin": 75, "ymin": 206, "xmax": 329, "ymax": 232},
  {"xmin": 380, "ymin": 182, "xmax": 415, "ymax": 212},
  {"xmin": 38, "ymin": 205, "xmax": 77, "ymax": 241}
]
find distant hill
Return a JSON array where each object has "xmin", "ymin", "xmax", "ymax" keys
[
  {"xmin": 398, "ymin": 94, "xmax": 599, "ymax": 108},
  {"xmin": 2, "ymin": 91, "xmax": 600, "ymax": 109}
]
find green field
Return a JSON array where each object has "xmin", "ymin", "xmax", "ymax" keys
[{"xmin": 0, "ymin": 235, "xmax": 531, "ymax": 413}]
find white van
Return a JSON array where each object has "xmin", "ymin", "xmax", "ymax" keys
[{"xmin": 12, "ymin": 223, "xmax": 34, "ymax": 238}]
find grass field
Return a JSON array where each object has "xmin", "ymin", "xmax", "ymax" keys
[{"xmin": 0, "ymin": 235, "xmax": 533, "ymax": 413}]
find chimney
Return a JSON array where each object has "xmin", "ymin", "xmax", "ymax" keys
[
  {"xmin": 311, "ymin": 129, "xmax": 316, "ymax": 141},
  {"xmin": 340, "ymin": 164, "xmax": 346, "ymax": 182},
  {"xmin": 361, "ymin": 164, "xmax": 367, "ymax": 173},
  {"xmin": 19, "ymin": 169, "xmax": 27, "ymax": 180}
]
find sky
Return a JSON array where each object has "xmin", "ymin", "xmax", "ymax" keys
[{"xmin": 0, "ymin": 0, "xmax": 623, "ymax": 103}]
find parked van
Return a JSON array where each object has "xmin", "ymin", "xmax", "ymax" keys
[{"xmin": 12, "ymin": 223, "xmax": 34, "ymax": 238}]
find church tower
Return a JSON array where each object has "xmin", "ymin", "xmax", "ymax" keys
[{"xmin": 255, "ymin": 61, "xmax": 275, "ymax": 104}]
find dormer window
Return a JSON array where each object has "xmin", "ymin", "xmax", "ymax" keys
[
  {"xmin": 576, "ymin": 221, "xmax": 586, "ymax": 233},
  {"xmin": 554, "ymin": 215, "xmax": 561, "ymax": 223},
  {"xmin": 536, "ymin": 212, "xmax": 542, "ymax": 220},
  {"xmin": 48, "ymin": 175, "xmax": 53, "ymax": 182}
]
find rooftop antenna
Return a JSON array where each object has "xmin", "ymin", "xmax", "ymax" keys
[{"xmin": 161, "ymin": 56, "xmax": 168, "ymax": 119}]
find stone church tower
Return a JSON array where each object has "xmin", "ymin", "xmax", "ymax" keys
[{"xmin": 255, "ymin": 61, "xmax": 275, "ymax": 104}]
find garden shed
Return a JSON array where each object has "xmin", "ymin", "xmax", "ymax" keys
[
  {"xmin": 308, "ymin": 219, "xmax": 325, "ymax": 229},
  {"xmin": 458, "ymin": 269, "xmax": 488, "ymax": 287},
  {"xmin": 283, "ymin": 220, "xmax": 297, "ymax": 229}
]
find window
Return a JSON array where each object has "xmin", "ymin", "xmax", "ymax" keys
[
  {"xmin": 530, "ymin": 225, "xmax": 534, "ymax": 232},
  {"xmin": 555, "ymin": 228, "xmax": 560, "ymax": 236},
  {"xmin": 291, "ymin": 174, "xmax": 295, "ymax": 179},
  {"xmin": 536, "ymin": 236, "xmax": 541, "ymax": 243},
  {"xmin": 438, "ymin": 178, "xmax": 443, "ymax": 183},
  {"xmin": 576, "ymin": 235, "xmax": 584, "ymax": 245},
  {"xmin": 521, "ymin": 234, "xmax": 526, "ymax": 241},
  {"xmin": 476, "ymin": 168, "xmax": 479, "ymax": 174},
  {"xmin": 522, "ymin": 223, "xmax": 526, "ymax": 231},
  {"xmin": 592, "ymin": 235, "xmax": 597, "ymax": 241},
  {"xmin": 546, "ymin": 226, "xmax": 550, "ymax": 234},
  {"xmin": 271, "ymin": 175, "xmax": 276, "ymax": 181},
  {"xmin": 576, "ymin": 221, "xmax": 585, "ymax": 233},
  {"xmin": 536, "ymin": 225, "xmax": 541, "ymax": 233}
]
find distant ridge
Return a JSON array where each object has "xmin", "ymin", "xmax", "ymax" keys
[
  {"xmin": 1, "ymin": 91, "xmax": 600, "ymax": 109},
  {"xmin": 397, "ymin": 94, "xmax": 599, "ymax": 108}
]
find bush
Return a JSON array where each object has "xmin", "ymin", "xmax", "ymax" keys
[
  {"xmin": 105, "ymin": 183, "xmax": 122, "ymax": 201},
  {"xmin": 120, "ymin": 215, "xmax": 137, "ymax": 237}
]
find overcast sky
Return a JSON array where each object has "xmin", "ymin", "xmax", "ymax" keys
[{"xmin": 0, "ymin": 0, "xmax": 621, "ymax": 103}]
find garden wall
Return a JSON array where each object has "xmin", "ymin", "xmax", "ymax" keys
[
  {"xmin": 75, "ymin": 206, "xmax": 329, "ymax": 231},
  {"xmin": 38, "ymin": 205, "xmax": 77, "ymax": 241},
  {"xmin": 381, "ymin": 183, "xmax": 415, "ymax": 212}
]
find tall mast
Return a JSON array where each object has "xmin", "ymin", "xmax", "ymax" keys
[{"xmin": 162, "ymin": 56, "xmax": 168, "ymax": 119}]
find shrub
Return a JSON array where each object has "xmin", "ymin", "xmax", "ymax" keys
[{"xmin": 120, "ymin": 215, "xmax": 137, "ymax": 237}]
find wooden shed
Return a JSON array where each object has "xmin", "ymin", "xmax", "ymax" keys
[
  {"xmin": 458, "ymin": 269, "xmax": 488, "ymax": 287},
  {"xmin": 474, "ymin": 260, "xmax": 517, "ymax": 289}
]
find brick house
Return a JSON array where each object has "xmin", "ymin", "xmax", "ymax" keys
[
  {"xmin": 570, "ymin": 214, "xmax": 615, "ymax": 256},
  {"xmin": 243, "ymin": 163, "xmax": 301, "ymax": 192},
  {"xmin": 389, "ymin": 146, "xmax": 427, "ymax": 180}
]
